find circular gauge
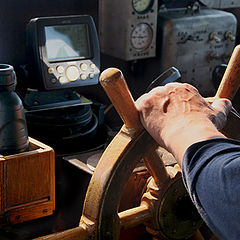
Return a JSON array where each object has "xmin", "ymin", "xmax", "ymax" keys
[
  {"xmin": 131, "ymin": 23, "xmax": 153, "ymax": 50},
  {"xmin": 132, "ymin": 0, "xmax": 154, "ymax": 14}
]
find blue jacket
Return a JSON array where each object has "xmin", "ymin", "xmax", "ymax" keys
[{"xmin": 182, "ymin": 138, "xmax": 240, "ymax": 239}]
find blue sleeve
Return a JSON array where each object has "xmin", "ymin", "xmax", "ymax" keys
[{"xmin": 182, "ymin": 138, "xmax": 240, "ymax": 240}]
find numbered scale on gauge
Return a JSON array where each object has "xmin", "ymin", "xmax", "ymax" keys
[
  {"xmin": 132, "ymin": 0, "xmax": 154, "ymax": 14},
  {"xmin": 130, "ymin": 23, "xmax": 153, "ymax": 50}
]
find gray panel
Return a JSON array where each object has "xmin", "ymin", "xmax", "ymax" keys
[
  {"xmin": 99, "ymin": 0, "xmax": 158, "ymax": 60},
  {"xmin": 157, "ymin": 9, "xmax": 237, "ymax": 96},
  {"xmin": 200, "ymin": 0, "xmax": 240, "ymax": 8}
]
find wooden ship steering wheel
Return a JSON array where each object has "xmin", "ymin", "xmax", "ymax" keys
[{"xmin": 35, "ymin": 45, "xmax": 240, "ymax": 240}]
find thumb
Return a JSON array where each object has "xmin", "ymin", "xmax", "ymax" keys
[
  {"xmin": 211, "ymin": 98, "xmax": 232, "ymax": 115},
  {"xmin": 211, "ymin": 98, "xmax": 232, "ymax": 130}
]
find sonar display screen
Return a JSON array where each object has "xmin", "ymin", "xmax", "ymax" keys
[{"xmin": 45, "ymin": 24, "xmax": 91, "ymax": 61}]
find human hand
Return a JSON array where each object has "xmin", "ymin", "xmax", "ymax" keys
[{"xmin": 136, "ymin": 83, "xmax": 232, "ymax": 164}]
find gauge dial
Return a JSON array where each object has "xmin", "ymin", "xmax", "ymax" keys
[
  {"xmin": 131, "ymin": 23, "xmax": 153, "ymax": 50},
  {"xmin": 132, "ymin": 0, "xmax": 154, "ymax": 14}
]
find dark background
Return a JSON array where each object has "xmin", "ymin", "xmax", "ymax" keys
[
  {"xmin": 0, "ymin": 0, "xmax": 239, "ymax": 113},
  {"xmin": 0, "ymin": 1, "xmax": 240, "ymax": 239}
]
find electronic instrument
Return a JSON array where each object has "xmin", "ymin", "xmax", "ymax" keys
[{"xmin": 26, "ymin": 15, "xmax": 100, "ymax": 90}]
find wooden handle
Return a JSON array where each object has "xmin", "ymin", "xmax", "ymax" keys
[
  {"xmin": 33, "ymin": 226, "xmax": 88, "ymax": 240},
  {"xmin": 215, "ymin": 45, "xmax": 240, "ymax": 100},
  {"xmin": 100, "ymin": 68, "xmax": 141, "ymax": 130}
]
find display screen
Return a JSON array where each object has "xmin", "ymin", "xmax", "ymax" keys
[{"xmin": 45, "ymin": 24, "xmax": 91, "ymax": 61}]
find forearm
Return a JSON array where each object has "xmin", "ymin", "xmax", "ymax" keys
[
  {"xmin": 163, "ymin": 116, "xmax": 226, "ymax": 166},
  {"xmin": 182, "ymin": 138, "xmax": 240, "ymax": 239}
]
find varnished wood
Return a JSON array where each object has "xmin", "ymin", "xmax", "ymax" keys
[
  {"xmin": 0, "ymin": 137, "xmax": 55, "ymax": 225},
  {"xmin": 143, "ymin": 146, "xmax": 170, "ymax": 186},
  {"xmin": 213, "ymin": 44, "xmax": 240, "ymax": 140},
  {"xmin": 5, "ymin": 153, "xmax": 50, "ymax": 206},
  {"xmin": 81, "ymin": 129, "xmax": 155, "ymax": 239},
  {"xmin": 100, "ymin": 68, "xmax": 141, "ymax": 131},
  {"xmin": 34, "ymin": 44, "xmax": 240, "ymax": 239},
  {"xmin": 119, "ymin": 204, "xmax": 151, "ymax": 230},
  {"xmin": 215, "ymin": 44, "xmax": 240, "ymax": 100},
  {"xmin": 8, "ymin": 201, "xmax": 54, "ymax": 224},
  {"xmin": 34, "ymin": 225, "xmax": 89, "ymax": 240}
]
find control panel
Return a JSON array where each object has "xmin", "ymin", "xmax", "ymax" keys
[
  {"xmin": 99, "ymin": 0, "xmax": 158, "ymax": 61},
  {"xmin": 199, "ymin": 0, "xmax": 240, "ymax": 8},
  {"xmin": 157, "ymin": 8, "xmax": 237, "ymax": 96},
  {"xmin": 26, "ymin": 15, "xmax": 100, "ymax": 90}
]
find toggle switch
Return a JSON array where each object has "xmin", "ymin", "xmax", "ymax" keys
[
  {"xmin": 224, "ymin": 31, "xmax": 235, "ymax": 42},
  {"xmin": 209, "ymin": 32, "xmax": 221, "ymax": 43}
]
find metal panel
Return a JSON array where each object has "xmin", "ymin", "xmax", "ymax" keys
[
  {"xmin": 99, "ymin": 0, "xmax": 158, "ymax": 60},
  {"xmin": 200, "ymin": 0, "xmax": 240, "ymax": 8},
  {"xmin": 157, "ymin": 8, "xmax": 237, "ymax": 96},
  {"xmin": 220, "ymin": 0, "xmax": 240, "ymax": 8}
]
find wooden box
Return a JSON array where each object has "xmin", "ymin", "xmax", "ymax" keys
[{"xmin": 0, "ymin": 137, "xmax": 55, "ymax": 225}]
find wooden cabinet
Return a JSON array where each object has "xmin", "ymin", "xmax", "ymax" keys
[{"xmin": 0, "ymin": 137, "xmax": 55, "ymax": 225}]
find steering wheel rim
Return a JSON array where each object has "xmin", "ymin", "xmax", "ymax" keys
[
  {"xmin": 81, "ymin": 129, "xmax": 153, "ymax": 240},
  {"xmin": 79, "ymin": 68, "xmax": 203, "ymax": 240},
  {"xmin": 34, "ymin": 45, "xmax": 240, "ymax": 240}
]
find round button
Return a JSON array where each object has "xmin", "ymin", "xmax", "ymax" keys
[
  {"xmin": 66, "ymin": 66, "xmax": 80, "ymax": 81},
  {"xmin": 59, "ymin": 76, "xmax": 68, "ymax": 84},
  {"xmin": 51, "ymin": 78, "xmax": 57, "ymax": 84},
  {"xmin": 90, "ymin": 63, "xmax": 96, "ymax": 69},
  {"xmin": 48, "ymin": 67, "xmax": 54, "ymax": 74},
  {"xmin": 89, "ymin": 73, "xmax": 94, "ymax": 79},
  {"xmin": 80, "ymin": 74, "xmax": 87, "ymax": 80},
  {"xmin": 80, "ymin": 63, "xmax": 88, "ymax": 71},
  {"xmin": 56, "ymin": 65, "xmax": 64, "ymax": 74}
]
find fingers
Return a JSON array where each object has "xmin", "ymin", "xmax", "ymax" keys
[
  {"xmin": 136, "ymin": 83, "xmax": 195, "ymax": 108},
  {"xmin": 135, "ymin": 81, "xmax": 228, "ymax": 158},
  {"xmin": 135, "ymin": 86, "xmax": 166, "ymax": 110}
]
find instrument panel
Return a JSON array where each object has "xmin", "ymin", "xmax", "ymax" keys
[
  {"xmin": 132, "ymin": 0, "xmax": 154, "ymax": 13},
  {"xmin": 26, "ymin": 15, "xmax": 100, "ymax": 90},
  {"xmin": 157, "ymin": 8, "xmax": 237, "ymax": 96},
  {"xmin": 99, "ymin": 0, "xmax": 158, "ymax": 61},
  {"xmin": 199, "ymin": 0, "xmax": 240, "ymax": 8}
]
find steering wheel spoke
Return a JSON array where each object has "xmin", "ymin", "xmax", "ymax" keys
[
  {"xmin": 119, "ymin": 204, "xmax": 151, "ymax": 230},
  {"xmin": 143, "ymin": 145, "xmax": 170, "ymax": 186},
  {"xmin": 34, "ymin": 44, "xmax": 240, "ymax": 239}
]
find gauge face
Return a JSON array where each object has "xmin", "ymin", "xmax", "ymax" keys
[
  {"xmin": 131, "ymin": 23, "xmax": 153, "ymax": 50},
  {"xmin": 132, "ymin": 0, "xmax": 154, "ymax": 14}
]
